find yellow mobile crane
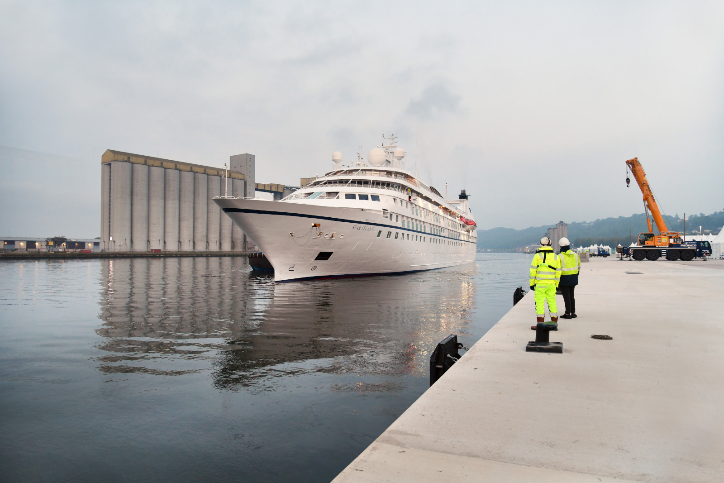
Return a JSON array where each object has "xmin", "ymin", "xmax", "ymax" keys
[{"xmin": 625, "ymin": 157, "xmax": 696, "ymax": 261}]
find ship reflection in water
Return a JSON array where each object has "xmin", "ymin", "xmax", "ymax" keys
[
  {"xmin": 1, "ymin": 254, "xmax": 530, "ymax": 483},
  {"xmin": 97, "ymin": 257, "xmax": 476, "ymax": 390}
]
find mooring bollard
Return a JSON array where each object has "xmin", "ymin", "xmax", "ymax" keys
[
  {"xmin": 513, "ymin": 286, "xmax": 527, "ymax": 306},
  {"xmin": 526, "ymin": 324, "xmax": 563, "ymax": 353},
  {"xmin": 430, "ymin": 334, "xmax": 466, "ymax": 386}
]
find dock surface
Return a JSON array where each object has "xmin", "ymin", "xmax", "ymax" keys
[{"xmin": 334, "ymin": 258, "xmax": 724, "ymax": 482}]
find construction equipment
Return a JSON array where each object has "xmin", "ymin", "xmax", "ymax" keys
[
  {"xmin": 590, "ymin": 247, "xmax": 610, "ymax": 257},
  {"xmin": 625, "ymin": 158, "xmax": 695, "ymax": 261},
  {"xmin": 682, "ymin": 240, "xmax": 712, "ymax": 258}
]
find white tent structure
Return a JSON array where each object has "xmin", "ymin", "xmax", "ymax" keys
[
  {"xmin": 685, "ymin": 234, "xmax": 716, "ymax": 243},
  {"xmin": 711, "ymin": 225, "xmax": 724, "ymax": 259}
]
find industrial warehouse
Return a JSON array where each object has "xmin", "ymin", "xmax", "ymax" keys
[
  {"xmin": 1, "ymin": 237, "xmax": 99, "ymax": 252},
  {"xmin": 100, "ymin": 150, "xmax": 293, "ymax": 253}
]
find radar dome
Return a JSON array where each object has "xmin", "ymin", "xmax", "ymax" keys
[
  {"xmin": 368, "ymin": 148, "xmax": 386, "ymax": 166},
  {"xmin": 394, "ymin": 147, "xmax": 405, "ymax": 160},
  {"xmin": 332, "ymin": 151, "xmax": 343, "ymax": 164}
]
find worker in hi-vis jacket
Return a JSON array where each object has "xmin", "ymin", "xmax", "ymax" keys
[
  {"xmin": 529, "ymin": 237, "xmax": 561, "ymax": 329},
  {"xmin": 557, "ymin": 237, "xmax": 580, "ymax": 319}
]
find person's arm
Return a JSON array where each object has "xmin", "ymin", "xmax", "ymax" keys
[
  {"xmin": 576, "ymin": 253, "xmax": 581, "ymax": 276},
  {"xmin": 555, "ymin": 257, "xmax": 562, "ymax": 288}
]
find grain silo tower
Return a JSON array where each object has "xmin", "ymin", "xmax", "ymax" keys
[
  {"xmin": 100, "ymin": 150, "xmax": 254, "ymax": 252},
  {"xmin": 546, "ymin": 221, "xmax": 568, "ymax": 253}
]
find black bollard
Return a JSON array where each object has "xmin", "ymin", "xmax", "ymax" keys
[
  {"xmin": 513, "ymin": 286, "xmax": 527, "ymax": 306},
  {"xmin": 526, "ymin": 324, "xmax": 563, "ymax": 353},
  {"xmin": 535, "ymin": 324, "xmax": 550, "ymax": 343},
  {"xmin": 430, "ymin": 334, "xmax": 464, "ymax": 386}
]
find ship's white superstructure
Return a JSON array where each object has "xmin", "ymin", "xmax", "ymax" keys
[{"xmin": 214, "ymin": 136, "xmax": 477, "ymax": 281}]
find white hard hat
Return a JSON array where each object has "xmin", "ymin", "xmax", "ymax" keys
[
  {"xmin": 540, "ymin": 237, "xmax": 551, "ymax": 246},
  {"xmin": 559, "ymin": 237, "xmax": 570, "ymax": 246}
]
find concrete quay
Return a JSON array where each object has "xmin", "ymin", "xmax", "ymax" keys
[{"xmin": 335, "ymin": 258, "xmax": 724, "ymax": 482}]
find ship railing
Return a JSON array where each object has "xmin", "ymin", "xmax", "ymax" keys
[
  {"xmin": 291, "ymin": 178, "xmax": 468, "ymax": 224},
  {"xmin": 311, "ymin": 179, "xmax": 407, "ymax": 195},
  {"xmin": 315, "ymin": 176, "xmax": 440, "ymax": 205}
]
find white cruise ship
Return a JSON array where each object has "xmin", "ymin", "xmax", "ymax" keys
[{"xmin": 214, "ymin": 136, "xmax": 477, "ymax": 282}]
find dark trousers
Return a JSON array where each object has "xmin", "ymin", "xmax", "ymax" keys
[{"xmin": 560, "ymin": 285, "xmax": 576, "ymax": 314}]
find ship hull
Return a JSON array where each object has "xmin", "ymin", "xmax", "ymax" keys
[{"xmin": 215, "ymin": 198, "xmax": 476, "ymax": 282}]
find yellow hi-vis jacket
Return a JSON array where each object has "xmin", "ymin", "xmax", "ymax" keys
[
  {"xmin": 529, "ymin": 246, "xmax": 561, "ymax": 287},
  {"xmin": 560, "ymin": 250, "xmax": 580, "ymax": 275}
]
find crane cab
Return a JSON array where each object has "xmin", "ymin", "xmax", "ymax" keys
[
  {"xmin": 637, "ymin": 233, "xmax": 655, "ymax": 246},
  {"xmin": 637, "ymin": 232, "xmax": 682, "ymax": 248}
]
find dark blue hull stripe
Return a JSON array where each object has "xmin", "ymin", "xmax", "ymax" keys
[
  {"xmin": 276, "ymin": 265, "xmax": 455, "ymax": 283},
  {"xmin": 222, "ymin": 207, "xmax": 476, "ymax": 245}
]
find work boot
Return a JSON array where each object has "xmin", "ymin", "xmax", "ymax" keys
[
  {"xmin": 551, "ymin": 316, "xmax": 558, "ymax": 323},
  {"xmin": 531, "ymin": 316, "xmax": 545, "ymax": 330},
  {"xmin": 561, "ymin": 314, "xmax": 572, "ymax": 319}
]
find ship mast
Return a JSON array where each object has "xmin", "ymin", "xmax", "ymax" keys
[{"xmin": 380, "ymin": 133, "xmax": 405, "ymax": 169}]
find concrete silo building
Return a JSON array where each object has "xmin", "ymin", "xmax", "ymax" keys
[
  {"xmin": 546, "ymin": 221, "xmax": 569, "ymax": 253},
  {"xmin": 100, "ymin": 150, "xmax": 254, "ymax": 253}
]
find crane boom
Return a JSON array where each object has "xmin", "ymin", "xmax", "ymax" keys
[{"xmin": 625, "ymin": 157, "xmax": 672, "ymax": 235}]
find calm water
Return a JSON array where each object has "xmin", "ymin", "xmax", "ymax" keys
[{"xmin": 0, "ymin": 253, "xmax": 531, "ymax": 483}]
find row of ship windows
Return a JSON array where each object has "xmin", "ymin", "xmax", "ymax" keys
[
  {"xmin": 345, "ymin": 193, "xmax": 379, "ymax": 201},
  {"xmin": 290, "ymin": 190, "xmax": 463, "ymax": 230},
  {"xmin": 397, "ymin": 218, "xmax": 468, "ymax": 240},
  {"xmin": 310, "ymin": 173, "xmax": 438, "ymax": 210},
  {"xmin": 376, "ymin": 230, "xmax": 465, "ymax": 246},
  {"xmin": 307, "ymin": 178, "xmax": 417, "ymax": 199},
  {"xmin": 293, "ymin": 191, "xmax": 383, "ymax": 201},
  {"xmin": 340, "ymin": 193, "xmax": 465, "ymax": 235}
]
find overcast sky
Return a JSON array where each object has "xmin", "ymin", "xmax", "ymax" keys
[{"xmin": 1, "ymin": 0, "xmax": 723, "ymax": 236}]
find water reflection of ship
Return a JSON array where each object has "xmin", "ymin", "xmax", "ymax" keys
[{"xmin": 96, "ymin": 258, "xmax": 477, "ymax": 389}]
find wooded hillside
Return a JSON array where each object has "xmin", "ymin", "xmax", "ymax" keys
[{"xmin": 476, "ymin": 211, "xmax": 724, "ymax": 250}]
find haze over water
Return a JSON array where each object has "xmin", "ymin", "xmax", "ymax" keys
[{"xmin": 0, "ymin": 254, "xmax": 530, "ymax": 482}]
